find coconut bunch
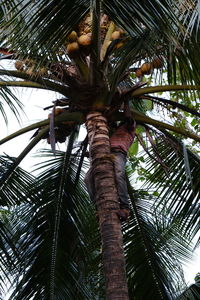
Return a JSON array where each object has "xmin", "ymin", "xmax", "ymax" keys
[
  {"xmin": 66, "ymin": 30, "xmax": 92, "ymax": 58},
  {"xmin": 135, "ymin": 57, "xmax": 163, "ymax": 78},
  {"xmin": 66, "ymin": 13, "xmax": 126, "ymax": 59},
  {"xmin": 47, "ymin": 107, "xmax": 75, "ymax": 144},
  {"xmin": 15, "ymin": 59, "xmax": 48, "ymax": 76},
  {"xmin": 66, "ymin": 13, "xmax": 93, "ymax": 58}
]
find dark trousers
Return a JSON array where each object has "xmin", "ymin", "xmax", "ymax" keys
[{"xmin": 84, "ymin": 151, "xmax": 130, "ymax": 210}]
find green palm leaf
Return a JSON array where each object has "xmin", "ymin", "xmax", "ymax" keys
[
  {"xmin": 0, "ymin": 86, "xmax": 24, "ymax": 124},
  {"xmin": 135, "ymin": 131, "xmax": 200, "ymax": 243},
  {"xmin": 7, "ymin": 144, "xmax": 101, "ymax": 299},
  {"xmin": 0, "ymin": 155, "xmax": 35, "ymax": 206},
  {"xmin": 125, "ymin": 184, "xmax": 193, "ymax": 299},
  {"xmin": 2, "ymin": 0, "xmax": 89, "ymax": 58},
  {"xmin": 0, "ymin": 156, "xmax": 36, "ymax": 296}
]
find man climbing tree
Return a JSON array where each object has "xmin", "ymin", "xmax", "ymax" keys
[{"xmin": 85, "ymin": 120, "xmax": 136, "ymax": 221}]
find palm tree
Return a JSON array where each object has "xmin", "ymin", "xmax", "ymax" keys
[{"xmin": 0, "ymin": 0, "xmax": 199, "ymax": 299}]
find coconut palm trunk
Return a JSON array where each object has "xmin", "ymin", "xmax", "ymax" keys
[{"xmin": 86, "ymin": 111, "xmax": 129, "ymax": 300}]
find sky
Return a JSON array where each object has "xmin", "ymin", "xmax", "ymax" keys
[{"xmin": 0, "ymin": 60, "xmax": 199, "ymax": 291}]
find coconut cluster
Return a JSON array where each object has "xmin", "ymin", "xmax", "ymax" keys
[
  {"xmin": 66, "ymin": 14, "xmax": 93, "ymax": 58},
  {"xmin": 65, "ymin": 14, "xmax": 125, "ymax": 58},
  {"xmin": 15, "ymin": 59, "xmax": 48, "ymax": 76},
  {"xmin": 135, "ymin": 57, "xmax": 163, "ymax": 78},
  {"xmin": 66, "ymin": 31, "xmax": 92, "ymax": 58},
  {"xmin": 47, "ymin": 108, "xmax": 75, "ymax": 144}
]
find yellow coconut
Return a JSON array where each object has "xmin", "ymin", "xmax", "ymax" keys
[
  {"xmin": 111, "ymin": 31, "xmax": 121, "ymax": 40},
  {"xmin": 140, "ymin": 63, "xmax": 152, "ymax": 75},
  {"xmin": 78, "ymin": 34, "xmax": 92, "ymax": 46},
  {"xmin": 67, "ymin": 31, "xmax": 78, "ymax": 42},
  {"xmin": 15, "ymin": 60, "xmax": 24, "ymax": 71},
  {"xmin": 66, "ymin": 42, "xmax": 79, "ymax": 57}
]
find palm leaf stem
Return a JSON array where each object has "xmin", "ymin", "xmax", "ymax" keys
[
  {"xmin": 131, "ymin": 109, "xmax": 200, "ymax": 143},
  {"xmin": 100, "ymin": 21, "xmax": 115, "ymax": 61},
  {"xmin": 141, "ymin": 95, "xmax": 200, "ymax": 118},
  {"xmin": 73, "ymin": 57, "xmax": 90, "ymax": 81},
  {"xmin": 131, "ymin": 85, "xmax": 200, "ymax": 97},
  {"xmin": 0, "ymin": 81, "xmax": 45, "ymax": 90},
  {"xmin": 0, "ymin": 127, "xmax": 48, "ymax": 188},
  {"xmin": 0, "ymin": 70, "xmax": 70, "ymax": 96},
  {"xmin": 0, "ymin": 112, "xmax": 84, "ymax": 146}
]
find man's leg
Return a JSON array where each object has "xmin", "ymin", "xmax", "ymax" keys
[{"xmin": 112, "ymin": 151, "xmax": 130, "ymax": 219}]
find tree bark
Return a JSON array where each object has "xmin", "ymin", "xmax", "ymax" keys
[{"xmin": 86, "ymin": 111, "xmax": 129, "ymax": 300}]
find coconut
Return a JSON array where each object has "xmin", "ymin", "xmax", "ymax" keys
[
  {"xmin": 67, "ymin": 31, "xmax": 78, "ymax": 42},
  {"xmin": 140, "ymin": 63, "xmax": 152, "ymax": 75},
  {"xmin": 67, "ymin": 42, "xmax": 79, "ymax": 57},
  {"xmin": 152, "ymin": 57, "xmax": 163, "ymax": 69},
  {"xmin": 135, "ymin": 68, "xmax": 143, "ymax": 78},
  {"xmin": 111, "ymin": 31, "xmax": 121, "ymax": 40},
  {"xmin": 15, "ymin": 60, "xmax": 24, "ymax": 71},
  {"xmin": 78, "ymin": 34, "xmax": 92, "ymax": 46}
]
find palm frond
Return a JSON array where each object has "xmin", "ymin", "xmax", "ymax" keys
[
  {"xmin": 176, "ymin": 281, "xmax": 200, "ymax": 300},
  {"xmin": 0, "ymin": 127, "xmax": 49, "ymax": 193},
  {"xmin": 124, "ymin": 183, "xmax": 192, "ymax": 299},
  {"xmin": 0, "ymin": 155, "xmax": 35, "ymax": 206},
  {"xmin": 8, "ymin": 144, "xmax": 101, "ymax": 300},
  {"xmin": 1, "ymin": 0, "xmax": 89, "ymax": 59},
  {"xmin": 134, "ymin": 130, "xmax": 200, "ymax": 244},
  {"xmin": 0, "ymin": 157, "xmax": 36, "ymax": 295},
  {"xmin": 0, "ymin": 86, "xmax": 24, "ymax": 124},
  {"xmin": 107, "ymin": 30, "xmax": 156, "ymax": 98},
  {"xmin": 103, "ymin": 0, "xmax": 180, "ymax": 39}
]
